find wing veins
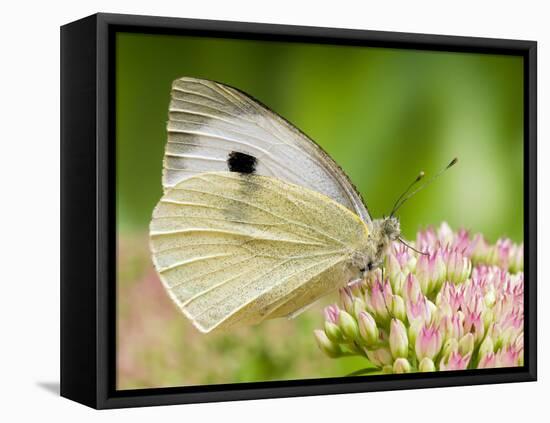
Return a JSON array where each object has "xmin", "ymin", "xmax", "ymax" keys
[
  {"xmin": 164, "ymin": 153, "xmax": 226, "ymax": 162},
  {"xmin": 203, "ymin": 174, "xmax": 348, "ymax": 247},
  {"xmin": 172, "ymin": 185, "xmax": 337, "ymax": 246},
  {"xmin": 158, "ymin": 252, "xmax": 235, "ymax": 273},
  {"xmin": 199, "ymin": 255, "xmax": 342, "ymax": 328},
  {"xmin": 151, "ymin": 227, "xmax": 328, "ymax": 247},
  {"xmin": 168, "ymin": 255, "xmax": 254, "ymax": 289},
  {"xmin": 171, "ymin": 87, "xmax": 226, "ymax": 104},
  {"xmin": 152, "ymin": 242, "xmax": 240, "ymax": 255}
]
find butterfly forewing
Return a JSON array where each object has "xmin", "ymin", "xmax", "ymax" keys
[
  {"xmin": 150, "ymin": 172, "xmax": 369, "ymax": 332},
  {"xmin": 164, "ymin": 77, "xmax": 372, "ymax": 225}
]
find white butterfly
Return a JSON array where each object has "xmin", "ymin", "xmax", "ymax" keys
[{"xmin": 150, "ymin": 77, "xmax": 454, "ymax": 333}]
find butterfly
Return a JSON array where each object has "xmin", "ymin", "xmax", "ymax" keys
[{"xmin": 149, "ymin": 77, "xmax": 456, "ymax": 333}]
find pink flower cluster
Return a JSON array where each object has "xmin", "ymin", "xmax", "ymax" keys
[{"xmin": 314, "ymin": 223, "xmax": 524, "ymax": 373}]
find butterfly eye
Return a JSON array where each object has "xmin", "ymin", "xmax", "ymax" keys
[{"xmin": 359, "ymin": 261, "xmax": 373, "ymax": 273}]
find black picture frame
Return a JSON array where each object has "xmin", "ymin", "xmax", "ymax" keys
[{"xmin": 60, "ymin": 12, "xmax": 537, "ymax": 409}]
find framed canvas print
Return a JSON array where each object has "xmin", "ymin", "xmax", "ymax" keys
[{"xmin": 60, "ymin": 13, "xmax": 537, "ymax": 409}]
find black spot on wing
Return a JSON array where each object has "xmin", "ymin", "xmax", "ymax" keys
[{"xmin": 227, "ymin": 151, "xmax": 257, "ymax": 174}]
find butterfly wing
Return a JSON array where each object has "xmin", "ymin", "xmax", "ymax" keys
[
  {"xmin": 164, "ymin": 77, "xmax": 372, "ymax": 225},
  {"xmin": 150, "ymin": 172, "xmax": 369, "ymax": 333}
]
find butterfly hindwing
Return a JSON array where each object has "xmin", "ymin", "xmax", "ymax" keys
[{"xmin": 150, "ymin": 172, "xmax": 369, "ymax": 332}]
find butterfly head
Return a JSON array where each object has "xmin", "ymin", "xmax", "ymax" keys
[
  {"xmin": 352, "ymin": 216, "xmax": 400, "ymax": 276},
  {"xmin": 370, "ymin": 216, "xmax": 401, "ymax": 269},
  {"xmin": 378, "ymin": 216, "xmax": 401, "ymax": 242}
]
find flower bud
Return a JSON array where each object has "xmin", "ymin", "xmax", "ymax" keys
[
  {"xmin": 324, "ymin": 321, "xmax": 343, "ymax": 343},
  {"xmin": 458, "ymin": 333, "xmax": 475, "ymax": 356},
  {"xmin": 393, "ymin": 273, "xmax": 406, "ymax": 297},
  {"xmin": 481, "ymin": 310, "xmax": 495, "ymax": 336},
  {"xmin": 323, "ymin": 304, "xmax": 340, "ymax": 324},
  {"xmin": 446, "ymin": 250, "xmax": 471, "ymax": 284},
  {"xmin": 408, "ymin": 319, "xmax": 423, "ymax": 348},
  {"xmin": 382, "ymin": 365, "xmax": 394, "ymax": 374},
  {"xmin": 352, "ymin": 297, "xmax": 366, "ymax": 320},
  {"xmin": 370, "ymin": 281, "xmax": 390, "ymax": 322},
  {"xmin": 386, "ymin": 252, "xmax": 408, "ymax": 295},
  {"xmin": 349, "ymin": 279, "xmax": 364, "ymax": 297},
  {"xmin": 426, "ymin": 300, "xmax": 437, "ymax": 322},
  {"xmin": 494, "ymin": 238, "xmax": 512, "ymax": 270},
  {"xmin": 440, "ymin": 314, "xmax": 463, "ymax": 342},
  {"xmin": 440, "ymin": 338, "xmax": 458, "ymax": 362},
  {"xmin": 406, "ymin": 294, "xmax": 431, "ymax": 324},
  {"xmin": 403, "ymin": 273, "xmax": 421, "ymax": 302},
  {"xmin": 515, "ymin": 333, "xmax": 524, "ymax": 350},
  {"xmin": 392, "ymin": 358, "xmax": 411, "ymax": 373},
  {"xmin": 391, "ymin": 295, "xmax": 407, "ymax": 322},
  {"xmin": 406, "ymin": 256, "xmax": 417, "ymax": 273},
  {"xmin": 509, "ymin": 243, "xmax": 524, "ymax": 273},
  {"xmin": 435, "ymin": 301, "xmax": 453, "ymax": 320},
  {"xmin": 464, "ymin": 311, "xmax": 485, "ymax": 345},
  {"xmin": 418, "ymin": 357, "xmax": 436, "ymax": 372},
  {"xmin": 416, "ymin": 252, "xmax": 446, "ymax": 295},
  {"xmin": 478, "ymin": 335, "xmax": 494, "ymax": 358},
  {"xmin": 415, "ymin": 324, "xmax": 443, "ymax": 361},
  {"xmin": 477, "ymin": 352, "xmax": 496, "ymax": 369},
  {"xmin": 338, "ymin": 310, "xmax": 360, "ymax": 341},
  {"xmin": 484, "ymin": 287, "xmax": 496, "ymax": 308},
  {"xmin": 440, "ymin": 351, "xmax": 471, "ymax": 371},
  {"xmin": 438, "ymin": 222, "xmax": 454, "ymax": 245},
  {"xmin": 358, "ymin": 311, "xmax": 379, "ymax": 345},
  {"xmin": 314, "ymin": 330, "xmax": 341, "ymax": 358},
  {"xmin": 339, "ymin": 287, "xmax": 354, "ymax": 314},
  {"xmin": 385, "ymin": 253, "xmax": 401, "ymax": 282},
  {"xmin": 366, "ymin": 347, "xmax": 393, "ymax": 367},
  {"xmin": 495, "ymin": 346, "xmax": 521, "ymax": 367},
  {"xmin": 389, "ymin": 319, "xmax": 409, "ymax": 359}
]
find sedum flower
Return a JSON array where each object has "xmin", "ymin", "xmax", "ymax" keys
[
  {"xmin": 358, "ymin": 311, "xmax": 379, "ymax": 345},
  {"xmin": 339, "ymin": 286, "xmax": 355, "ymax": 314},
  {"xmin": 478, "ymin": 352, "xmax": 496, "ymax": 369},
  {"xmin": 478, "ymin": 335, "xmax": 494, "ymax": 358},
  {"xmin": 458, "ymin": 333, "xmax": 475, "ymax": 356},
  {"xmin": 406, "ymin": 292, "xmax": 431, "ymax": 324},
  {"xmin": 393, "ymin": 358, "xmax": 412, "ymax": 373},
  {"xmin": 440, "ymin": 351, "xmax": 472, "ymax": 371},
  {"xmin": 415, "ymin": 324, "xmax": 443, "ymax": 361},
  {"xmin": 495, "ymin": 346, "xmax": 522, "ymax": 368},
  {"xmin": 403, "ymin": 273, "xmax": 422, "ymax": 302},
  {"xmin": 338, "ymin": 310, "xmax": 360, "ymax": 342},
  {"xmin": 323, "ymin": 304, "xmax": 343, "ymax": 342},
  {"xmin": 389, "ymin": 319, "xmax": 409, "ymax": 359},
  {"xmin": 418, "ymin": 357, "xmax": 436, "ymax": 372},
  {"xmin": 366, "ymin": 347, "xmax": 393, "ymax": 367},
  {"xmin": 314, "ymin": 222, "xmax": 524, "ymax": 374},
  {"xmin": 391, "ymin": 295, "xmax": 407, "ymax": 322},
  {"xmin": 368, "ymin": 280, "xmax": 391, "ymax": 323},
  {"xmin": 444, "ymin": 248, "xmax": 471, "ymax": 284},
  {"xmin": 314, "ymin": 330, "xmax": 342, "ymax": 358},
  {"xmin": 416, "ymin": 251, "xmax": 446, "ymax": 295}
]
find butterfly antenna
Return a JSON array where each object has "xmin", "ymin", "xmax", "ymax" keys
[
  {"xmin": 391, "ymin": 157, "xmax": 458, "ymax": 216},
  {"xmin": 398, "ymin": 237, "xmax": 428, "ymax": 256},
  {"xmin": 390, "ymin": 171, "xmax": 425, "ymax": 217}
]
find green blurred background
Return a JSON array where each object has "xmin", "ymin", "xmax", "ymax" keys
[{"xmin": 116, "ymin": 32, "xmax": 524, "ymax": 390}]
